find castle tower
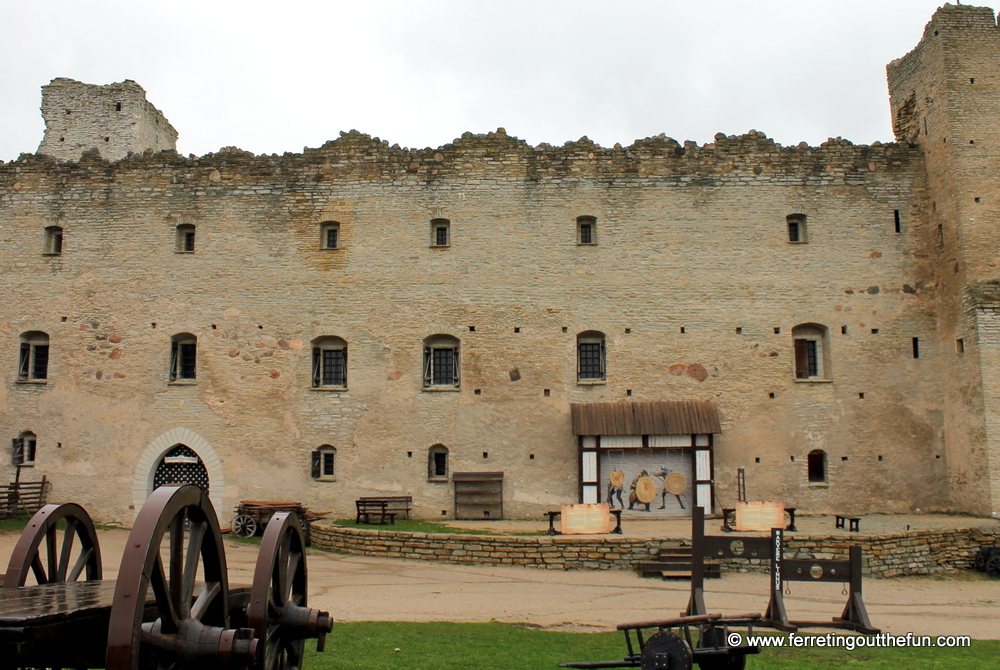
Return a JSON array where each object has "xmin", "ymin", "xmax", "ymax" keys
[
  {"xmin": 888, "ymin": 3, "xmax": 1000, "ymax": 516},
  {"xmin": 36, "ymin": 78, "xmax": 178, "ymax": 162}
]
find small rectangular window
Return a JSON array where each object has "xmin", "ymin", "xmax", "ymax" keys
[
  {"xmin": 786, "ymin": 215, "xmax": 806, "ymax": 243},
  {"xmin": 431, "ymin": 219, "xmax": 450, "ymax": 247},
  {"xmin": 894, "ymin": 209, "xmax": 901, "ymax": 233},
  {"xmin": 787, "ymin": 220, "xmax": 800, "ymax": 242},
  {"xmin": 957, "ymin": 338, "xmax": 965, "ymax": 354},
  {"xmin": 433, "ymin": 452, "xmax": 447, "ymax": 477},
  {"xmin": 321, "ymin": 221, "xmax": 340, "ymax": 250},
  {"xmin": 183, "ymin": 231, "xmax": 195, "ymax": 252},
  {"xmin": 176, "ymin": 224, "xmax": 196, "ymax": 253},
  {"xmin": 577, "ymin": 216, "xmax": 597, "ymax": 245},
  {"xmin": 912, "ymin": 337, "xmax": 920, "ymax": 359},
  {"xmin": 170, "ymin": 338, "xmax": 197, "ymax": 381},
  {"xmin": 322, "ymin": 451, "xmax": 335, "ymax": 477},
  {"xmin": 321, "ymin": 349, "xmax": 346, "ymax": 387},
  {"xmin": 45, "ymin": 227, "xmax": 64, "ymax": 255}
]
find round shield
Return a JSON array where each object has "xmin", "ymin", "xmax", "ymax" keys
[
  {"xmin": 665, "ymin": 472, "xmax": 687, "ymax": 496},
  {"xmin": 609, "ymin": 471, "xmax": 625, "ymax": 487},
  {"xmin": 636, "ymin": 476, "xmax": 657, "ymax": 503}
]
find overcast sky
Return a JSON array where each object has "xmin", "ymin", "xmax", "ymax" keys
[{"xmin": 0, "ymin": 1, "xmax": 965, "ymax": 162}]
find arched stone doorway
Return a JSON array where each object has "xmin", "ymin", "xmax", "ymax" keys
[
  {"xmin": 153, "ymin": 444, "xmax": 210, "ymax": 492},
  {"xmin": 132, "ymin": 427, "xmax": 226, "ymax": 516}
]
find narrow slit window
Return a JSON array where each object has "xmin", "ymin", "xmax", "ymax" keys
[
  {"xmin": 912, "ymin": 337, "xmax": 920, "ymax": 359},
  {"xmin": 176, "ymin": 224, "xmax": 196, "ymax": 253},
  {"xmin": 44, "ymin": 226, "xmax": 63, "ymax": 255},
  {"xmin": 894, "ymin": 209, "xmax": 901, "ymax": 233},
  {"xmin": 577, "ymin": 216, "xmax": 597, "ymax": 245}
]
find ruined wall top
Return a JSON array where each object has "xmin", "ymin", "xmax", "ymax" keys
[{"xmin": 36, "ymin": 77, "xmax": 177, "ymax": 163}]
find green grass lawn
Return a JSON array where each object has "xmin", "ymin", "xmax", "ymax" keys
[
  {"xmin": 302, "ymin": 622, "xmax": 1000, "ymax": 670},
  {"xmin": 0, "ymin": 515, "xmax": 30, "ymax": 534}
]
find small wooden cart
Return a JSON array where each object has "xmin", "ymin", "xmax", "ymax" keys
[{"xmin": 231, "ymin": 500, "xmax": 329, "ymax": 545}]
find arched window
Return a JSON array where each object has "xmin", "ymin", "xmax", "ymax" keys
[
  {"xmin": 170, "ymin": 333, "xmax": 197, "ymax": 381},
  {"xmin": 44, "ymin": 226, "xmax": 63, "ymax": 255},
  {"xmin": 786, "ymin": 214, "xmax": 807, "ymax": 243},
  {"xmin": 428, "ymin": 444, "xmax": 449, "ymax": 479},
  {"xmin": 423, "ymin": 334, "xmax": 460, "ymax": 388},
  {"xmin": 577, "ymin": 331, "xmax": 606, "ymax": 381},
  {"xmin": 13, "ymin": 431, "xmax": 37, "ymax": 465},
  {"xmin": 311, "ymin": 445, "xmax": 337, "ymax": 480},
  {"xmin": 176, "ymin": 223, "xmax": 195, "ymax": 252},
  {"xmin": 18, "ymin": 331, "xmax": 49, "ymax": 381},
  {"xmin": 792, "ymin": 323, "xmax": 830, "ymax": 380},
  {"xmin": 320, "ymin": 221, "xmax": 340, "ymax": 250},
  {"xmin": 430, "ymin": 218, "xmax": 450, "ymax": 247},
  {"xmin": 577, "ymin": 216, "xmax": 597, "ymax": 245},
  {"xmin": 808, "ymin": 449, "xmax": 827, "ymax": 483},
  {"xmin": 311, "ymin": 336, "xmax": 347, "ymax": 388}
]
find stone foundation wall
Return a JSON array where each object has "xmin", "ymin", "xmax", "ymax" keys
[{"xmin": 310, "ymin": 523, "xmax": 999, "ymax": 578}]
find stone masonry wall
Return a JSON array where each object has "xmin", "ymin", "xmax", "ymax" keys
[
  {"xmin": 310, "ymin": 523, "xmax": 999, "ymax": 578},
  {"xmin": 0, "ymin": 126, "xmax": 946, "ymax": 525},
  {"xmin": 36, "ymin": 78, "xmax": 177, "ymax": 163}
]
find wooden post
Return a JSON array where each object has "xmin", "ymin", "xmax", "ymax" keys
[
  {"xmin": 764, "ymin": 527, "xmax": 794, "ymax": 631},
  {"xmin": 685, "ymin": 506, "xmax": 707, "ymax": 616}
]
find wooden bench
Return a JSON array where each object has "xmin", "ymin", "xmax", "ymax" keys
[
  {"xmin": 835, "ymin": 515, "xmax": 861, "ymax": 532},
  {"xmin": 355, "ymin": 499, "xmax": 396, "ymax": 525},
  {"xmin": 357, "ymin": 495, "xmax": 412, "ymax": 519},
  {"xmin": 355, "ymin": 496, "xmax": 413, "ymax": 524},
  {"xmin": 721, "ymin": 507, "xmax": 797, "ymax": 532},
  {"xmin": 547, "ymin": 509, "xmax": 623, "ymax": 535}
]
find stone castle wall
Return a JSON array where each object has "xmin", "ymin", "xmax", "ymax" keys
[
  {"xmin": 0, "ymin": 128, "xmax": 945, "ymax": 524},
  {"xmin": 36, "ymin": 78, "xmax": 177, "ymax": 163},
  {"xmin": 2, "ymin": 4, "xmax": 1000, "ymax": 524}
]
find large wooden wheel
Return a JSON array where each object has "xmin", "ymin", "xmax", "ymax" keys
[
  {"xmin": 247, "ymin": 511, "xmax": 332, "ymax": 670},
  {"xmin": 105, "ymin": 485, "xmax": 258, "ymax": 670},
  {"xmin": 2, "ymin": 502, "xmax": 102, "ymax": 588}
]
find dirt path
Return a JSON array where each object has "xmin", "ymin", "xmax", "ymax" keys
[{"xmin": 3, "ymin": 528, "xmax": 998, "ymax": 639}]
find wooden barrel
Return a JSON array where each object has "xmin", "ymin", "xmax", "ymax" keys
[
  {"xmin": 664, "ymin": 472, "xmax": 687, "ymax": 496},
  {"xmin": 635, "ymin": 477, "xmax": 657, "ymax": 503}
]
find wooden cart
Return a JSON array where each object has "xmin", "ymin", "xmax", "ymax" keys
[
  {"xmin": 0, "ymin": 485, "xmax": 332, "ymax": 669},
  {"xmin": 231, "ymin": 500, "xmax": 329, "ymax": 545}
]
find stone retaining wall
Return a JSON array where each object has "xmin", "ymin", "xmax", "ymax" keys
[{"xmin": 310, "ymin": 523, "xmax": 999, "ymax": 578}]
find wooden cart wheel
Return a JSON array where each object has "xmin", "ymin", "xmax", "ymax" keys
[
  {"xmin": 2, "ymin": 502, "xmax": 102, "ymax": 588},
  {"xmin": 641, "ymin": 631, "xmax": 692, "ymax": 670},
  {"xmin": 986, "ymin": 555, "xmax": 1000, "ymax": 580},
  {"xmin": 106, "ymin": 485, "xmax": 258, "ymax": 670},
  {"xmin": 233, "ymin": 514, "xmax": 258, "ymax": 538},
  {"xmin": 248, "ymin": 512, "xmax": 333, "ymax": 670},
  {"xmin": 974, "ymin": 546, "xmax": 993, "ymax": 572}
]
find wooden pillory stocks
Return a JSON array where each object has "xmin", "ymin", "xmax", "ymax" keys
[{"xmin": 684, "ymin": 506, "xmax": 879, "ymax": 634}]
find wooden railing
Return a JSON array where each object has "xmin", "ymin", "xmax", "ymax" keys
[{"xmin": 1, "ymin": 475, "xmax": 49, "ymax": 519}]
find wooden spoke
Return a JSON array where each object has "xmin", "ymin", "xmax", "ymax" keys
[
  {"xmin": 149, "ymin": 554, "xmax": 179, "ymax": 635},
  {"xmin": 56, "ymin": 519, "xmax": 79, "ymax": 581}
]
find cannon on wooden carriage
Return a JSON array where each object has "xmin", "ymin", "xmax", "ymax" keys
[
  {"xmin": 231, "ymin": 501, "xmax": 329, "ymax": 546},
  {"xmin": 0, "ymin": 484, "xmax": 332, "ymax": 669},
  {"xmin": 560, "ymin": 612, "xmax": 762, "ymax": 670},
  {"xmin": 975, "ymin": 545, "xmax": 1000, "ymax": 578}
]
